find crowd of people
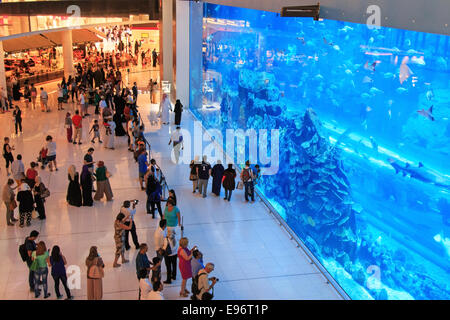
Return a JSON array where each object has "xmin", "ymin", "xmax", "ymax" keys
[
  {"xmin": 0, "ymin": 46, "xmax": 231, "ymax": 300},
  {"xmin": 189, "ymin": 155, "xmax": 261, "ymax": 202}
]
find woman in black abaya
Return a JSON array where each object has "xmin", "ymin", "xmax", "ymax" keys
[
  {"xmin": 67, "ymin": 165, "xmax": 82, "ymax": 207},
  {"xmin": 80, "ymin": 164, "xmax": 93, "ymax": 206},
  {"xmin": 211, "ymin": 160, "xmax": 225, "ymax": 196}
]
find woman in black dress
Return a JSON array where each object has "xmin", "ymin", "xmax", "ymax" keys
[
  {"xmin": 211, "ymin": 160, "xmax": 225, "ymax": 196},
  {"xmin": 80, "ymin": 164, "xmax": 93, "ymax": 207},
  {"xmin": 13, "ymin": 106, "xmax": 22, "ymax": 135},
  {"xmin": 67, "ymin": 165, "xmax": 82, "ymax": 207},
  {"xmin": 174, "ymin": 100, "xmax": 183, "ymax": 126},
  {"xmin": 113, "ymin": 112, "xmax": 126, "ymax": 136},
  {"xmin": 33, "ymin": 177, "xmax": 47, "ymax": 220},
  {"xmin": 222, "ymin": 164, "xmax": 236, "ymax": 201}
]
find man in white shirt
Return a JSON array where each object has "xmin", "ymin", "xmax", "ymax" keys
[
  {"xmin": 79, "ymin": 91, "xmax": 85, "ymax": 117},
  {"xmin": 153, "ymin": 219, "xmax": 167, "ymax": 260},
  {"xmin": 168, "ymin": 126, "xmax": 184, "ymax": 164},
  {"xmin": 147, "ymin": 280, "xmax": 164, "ymax": 300},
  {"xmin": 138, "ymin": 269, "xmax": 152, "ymax": 300},
  {"xmin": 45, "ymin": 135, "xmax": 58, "ymax": 172},
  {"xmin": 99, "ymin": 96, "xmax": 107, "ymax": 111},
  {"xmin": 196, "ymin": 263, "xmax": 217, "ymax": 300},
  {"xmin": 120, "ymin": 201, "xmax": 140, "ymax": 250},
  {"xmin": 11, "ymin": 154, "xmax": 25, "ymax": 185},
  {"xmin": 40, "ymin": 87, "xmax": 49, "ymax": 112}
]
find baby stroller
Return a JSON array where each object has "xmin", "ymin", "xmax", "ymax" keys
[{"xmin": 37, "ymin": 148, "xmax": 48, "ymax": 169}]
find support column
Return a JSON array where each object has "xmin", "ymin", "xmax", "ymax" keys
[
  {"xmin": 176, "ymin": 0, "xmax": 190, "ymax": 106},
  {"xmin": 0, "ymin": 41, "xmax": 7, "ymax": 100},
  {"xmin": 189, "ymin": 1, "xmax": 204, "ymax": 110},
  {"xmin": 62, "ymin": 29, "xmax": 74, "ymax": 79},
  {"xmin": 161, "ymin": 0, "xmax": 173, "ymax": 97}
]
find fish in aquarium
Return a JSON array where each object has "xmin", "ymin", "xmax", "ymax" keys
[{"xmin": 192, "ymin": 3, "xmax": 450, "ymax": 300}]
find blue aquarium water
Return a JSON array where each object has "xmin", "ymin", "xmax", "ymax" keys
[{"xmin": 189, "ymin": 3, "xmax": 450, "ymax": 300}]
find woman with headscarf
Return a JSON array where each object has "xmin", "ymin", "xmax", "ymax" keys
[
  {"xmin": 222, "ymin": 163, "xmax": 237, "ymax": 201},
  {"xmin": 33, "ymin": 176, "xmax": 47, "ymax": 220},
  {"xmin": 113, "ymin": 213, "xmax": 132, "ymax": 268},
  {"xmin": 86, "ymin": 246, "xmax": 105, "ymax": 300},
  {"xmin": 211, "ymin": 160, "xmax": 224, "ymax": 196},
  {"xmin": 94, "ymin": 161, "xmax": 113, "ymax": 201},
  {"xmin": 66, "ymin": 165, "xmax": 82, "ymax": 207},
  {"xmin": 105, "ymin": 119, "xmax": 116, "ymax": 150},
  {"xmin": 17, "ymin": 182, "xmax": 34, "ymax": 227},
  {"xmin": 158, "ymin": 93, "xmax": 171, "ymax": 125},
  {"xmin": 80, "ymin": 164, "xmax": 93, "ymax": 207},
  {"xmin": 189, "ymin": 156, "xmax": 201, "ymax": 193},
  {"xmin": 174, "ymin": 99, "xmax": 183, "ymax": 126},
  {"xmin": 113, "ymin": 111, "xmax": 126, "ymax": 136}
]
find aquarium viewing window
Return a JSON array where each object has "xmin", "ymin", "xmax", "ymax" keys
[{"xmin": 189, "ymin": 3, "xmax": 450, "ymax": 300}]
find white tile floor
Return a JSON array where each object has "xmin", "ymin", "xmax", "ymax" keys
[{"xmin": 0, "ymin": 73, "xmax": 341, "ymax": 300}]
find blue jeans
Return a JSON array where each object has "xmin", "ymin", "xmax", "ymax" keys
[
  {"xmin": 28, "ymin": 269, "xmax": 35, "ymax": 290},
  {"xmin": 34, "ymin": 267, "xmax": 48, "ymax": 297},
  {"xmin": 244, "ymin": 181, "xmax": 255, "ymax": 201}
]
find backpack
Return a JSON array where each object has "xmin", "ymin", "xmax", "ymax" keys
[
  {"xmin": 19, "ymin": 238, "xmax": 29, "ymax": 262},
  {"xmin": 242, "ymin": 168, "xmax": 250, "ymax": 182},
  {"xmin": 191, "ymin": 272, "xmax": 208, "ymax": 300}
]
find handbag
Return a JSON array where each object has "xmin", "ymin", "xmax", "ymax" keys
[
  {"xmin": 31, "ymin": 209, "xmax": 39, "ymax": 219},
  {"xmin": 40, "ymin": 184, "xmax": 50, "ymax": 199},
  {"xmin": 236, "ymin": 181, "xmax": 244, "ymax": 190},
  {"xmin": 189, "ymin": 173, "xmax": 198, "ymax": 181}
]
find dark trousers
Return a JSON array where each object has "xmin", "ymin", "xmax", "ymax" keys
[
  {"xmin": 29, "ymin": 269, "xmax": 35, "ymax": 290},
  {"xmin": 52, "ymin": 274, "xmax": 71, "ymax": 298},
  {"xmin": 225, "ymin": 189, "xmax": 233, "ymax": 201},
  {"xmin": 244, "ymin": 181, "xmax": 255, "ymax": 201},
  {"xmin": 71, "ymin": 90, "xmax": 78, "ymax": 101},
  {"xmin": 146, "ymin": 198, "xmax": 162, "ymax": 218},
  {"xmin": 164, "ymin": 254, "xmax": 177, "ymax": 281},
  {"xmin": 15, "ymin": 120, "xmax": 22, "ymax": 134},
  {"xmin": 124, "ymin": 221, "xmax": 139, "ymax": 249}
]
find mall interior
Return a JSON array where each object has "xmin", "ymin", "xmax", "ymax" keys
[{"xmin": 0, "ymin": 0, "xmax": 449, "ymax": 300}]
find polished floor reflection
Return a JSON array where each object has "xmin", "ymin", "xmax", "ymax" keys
[{"xmin": 0, "ymin": 72, "xmax": 341, "ymax": 300}]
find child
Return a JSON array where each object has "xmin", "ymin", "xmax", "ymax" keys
[
  {"xmin": 65, "ymin": 112, "xmax": 72, "ymax": 143},
  {"xmin": 89, "ymin": 120, "xmax": 102, "ymax": 143}
]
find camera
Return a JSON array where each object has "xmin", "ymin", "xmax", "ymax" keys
[
  {"xmin": 130, "ymin": 199, "xmax": 139, "ymax": 205},
  {"xmin": 210, "ymin": 277, "xmax": 219, "ymax": 282}
]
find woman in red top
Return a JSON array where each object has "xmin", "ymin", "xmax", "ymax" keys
[
  {"xmin": 26, "ymin": 162, "xmax": 38, "ymax": 188},
  {"xmin": 177, "ymin": 237, "xmax": 197, "ymax": 297}
]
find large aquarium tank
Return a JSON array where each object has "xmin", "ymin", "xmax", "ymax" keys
[{"xmin": 189, "ymin": 3, "xmax": 450, "ymax": 300}]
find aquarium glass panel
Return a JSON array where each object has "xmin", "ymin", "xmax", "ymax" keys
[{"xmin": 189, "ymin": 3, "xmax": 450, "ymax": 300}]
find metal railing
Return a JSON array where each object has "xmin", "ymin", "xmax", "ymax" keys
[{"xmin": 187, "ymin": 109, "xmax": 351, "ymax": 300}]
